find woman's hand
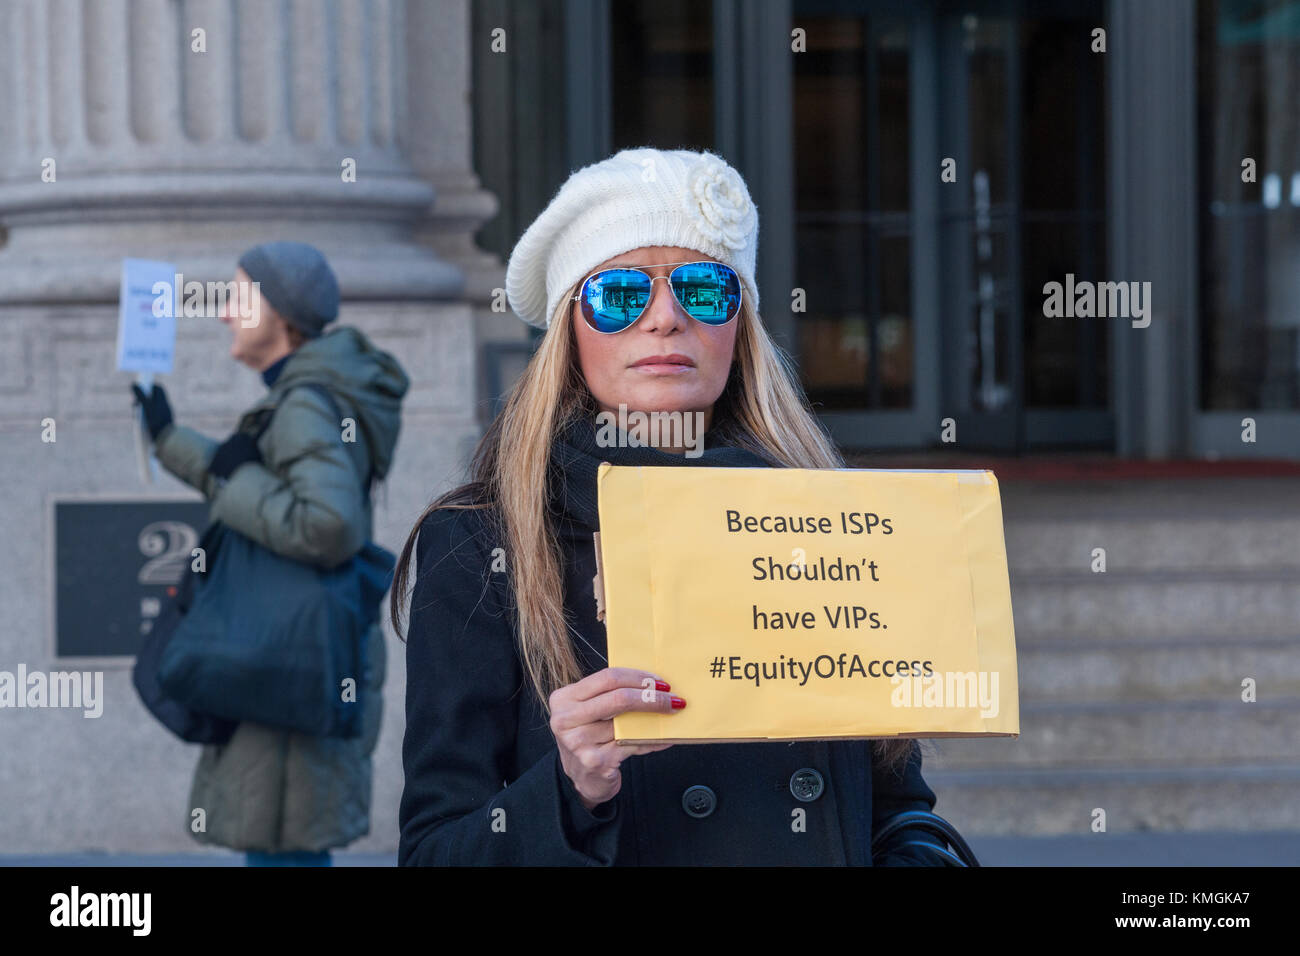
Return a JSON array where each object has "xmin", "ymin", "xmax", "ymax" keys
[
  {"xmin": 130, "ymin": 383, "xmax": 174, "ymax": 442},
  {"xmin": 550, "ymin": 667, "xmax": 683, "ymax": 812},
  {"xmin": 207, "ymin": 431, "xmax": 263, "ymax": 480}
]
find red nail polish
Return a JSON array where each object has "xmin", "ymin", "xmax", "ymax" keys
[
  {"xmin": 655, "ymin": 679, "xmax": 670, "ymax": 692},
  {"xmin": 670, "ymin": 696, "xmax": 686, "ymax": 709}
]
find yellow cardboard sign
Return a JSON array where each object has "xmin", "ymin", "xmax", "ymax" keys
[{"xmin": 597, "ymin": 464, "xmax": 1019, "ymax": 743}]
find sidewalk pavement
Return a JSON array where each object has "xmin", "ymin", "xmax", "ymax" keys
[{"xmin": 2, "ymin": 832, "xmax": 1297, "ymax": 866}]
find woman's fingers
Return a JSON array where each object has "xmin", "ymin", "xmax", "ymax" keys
[
  {"xmin": 551, "ymin": 667, "xmax": 681, "ymax": 730},
  {"xmin": 551, "ymin": 668, "xmax": 680, "ymax": 807},
  {"xmin": 564, "ymin": 667, "xmax": 667, "ymax": 703},
  {"xmin": 561, "ymin": 683, "xmax": 679, "ymax": 728},
  {"xmin": 557, "ymin": 718, "xmax": 614, "ymax": 751}
]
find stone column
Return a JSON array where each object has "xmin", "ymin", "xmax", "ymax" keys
[
  {"xmin": 0, "ymin": 0, "xmax": 463, "ymax": 299},
  {"xmin": 403, "ymin": 0, "xmax": 504, "ymax": 302}
]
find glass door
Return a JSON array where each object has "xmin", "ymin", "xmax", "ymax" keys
[
  {"xmin": 1198, "ymin": 0, "xmax": 1300, "ymax": 419},
  {"xmin": 794, "ymin": 0, "xmax": 1110, "ymax": 452},
  {"xmin": 792, "ymin": 1, "xmax": 935, "ymax": 449},
  {"xmin": 937, "ymin": 2, "xmax": 1110, "ymax": 451}
]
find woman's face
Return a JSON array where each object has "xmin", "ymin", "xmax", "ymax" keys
[
  {"xmin": 219, "ymin": 266, "xmax": 293, "ymax": 371},
  {"xmin": 572, "ymin": 245, "xmax": 738, "ymax": 427}
]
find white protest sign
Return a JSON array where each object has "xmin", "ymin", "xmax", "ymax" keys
[
  {"xmin": 118, "ymin": 259, "xmax": 177, "ymax": 483},
  {"xmin": 116, "ymin": 259, "xmax": 177, "ymax": 374}
]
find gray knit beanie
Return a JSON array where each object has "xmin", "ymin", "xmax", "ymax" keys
[{"xmin": 237, "ymin": 241, "xmax": 340, "ymax": 337}]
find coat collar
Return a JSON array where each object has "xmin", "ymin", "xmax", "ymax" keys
[{"xmin": 545, "ymin": 413, "xmax": 773, "ymax": 531}]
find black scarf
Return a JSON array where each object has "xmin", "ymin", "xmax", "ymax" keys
[{"xmin": 547, "ymin": 414, "xmax": 774, "ymax": 531}]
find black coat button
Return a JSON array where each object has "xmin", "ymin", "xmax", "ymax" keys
[
  {"xmin": 681, "ymin": 785, "xmax": 716, "ymax": 818},
  {"xmin": 789, "ymin": 768, "xmax": 825, "ymax": 802}
]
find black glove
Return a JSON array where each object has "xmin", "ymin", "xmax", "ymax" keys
[
  {"xmin": 130, "ymin": 383, "xmax": 173, "ymax": 441},
  {"xmin": 207, "ymin": 431, "xmax": 262, "ymax": 480}
]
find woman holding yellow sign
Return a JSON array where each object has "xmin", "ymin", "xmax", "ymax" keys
[{"xmin": 392, "ymin": 148, "xmax": 957, "ymax": 866}]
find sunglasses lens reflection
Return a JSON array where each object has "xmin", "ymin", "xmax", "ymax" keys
[
  {"xmin": 581, "ymin": 269, "xmax": 651, "ymax": 332},
  {"xmin": 579, "ymin": 263, "xmax": 743, "ymax": 332},
  {"xmin": 670, "ymin": 262, "xmax": 741, "ymax": 326}
]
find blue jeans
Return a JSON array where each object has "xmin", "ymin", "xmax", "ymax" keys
[{"xmin": 245, "ymin": 850, "xmax": 332, "ymax": 867}]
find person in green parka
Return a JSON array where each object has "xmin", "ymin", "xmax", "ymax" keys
[{"xmin": 131, "ymin": 241, "xmax": 410, "ymax": 866}]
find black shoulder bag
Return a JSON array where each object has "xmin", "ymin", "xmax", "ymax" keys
[
  {"xmin": 871, "ymin": 810, "xmax": 981, "ymax": 867},
  {"xmin": 133, "ymin": 382, "xmax": 385, "ymax": 743}
]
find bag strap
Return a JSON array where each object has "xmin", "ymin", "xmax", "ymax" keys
[
  {"xmin": 887, "ymin": 840, "xmax": 972, "ymax": 867},
  {"xmin": 871, "ymin": 809, "xmax": 980, "ymax": 867},
  {"xmin": 254, "ymin": 381, "xmax": 375, "ymax": 494}
]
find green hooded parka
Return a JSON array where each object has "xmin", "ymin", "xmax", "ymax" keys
[{"xmin": 154, "ymin": 324, "xmax": 409, "ymax": 852}]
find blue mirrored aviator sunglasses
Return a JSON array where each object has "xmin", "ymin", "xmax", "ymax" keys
[{"xmin": 571, "ymin": 260, "xmax": 743, "ymax": 333}]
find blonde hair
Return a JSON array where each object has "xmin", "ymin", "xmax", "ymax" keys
[{"xmin": 391, "ymin": 285, "xmax": 918, "ymax": 772}]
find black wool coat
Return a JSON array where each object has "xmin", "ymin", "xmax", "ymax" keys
[{"xmin": 398, "ymin": 425, "xmax": 950, "ymax": 866}]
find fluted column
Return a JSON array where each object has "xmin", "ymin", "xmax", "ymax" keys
[
  {"xmin": 402, "ymin": 0, "xmax": 503, "ymax": 303},
  {"xmin": 0, "ymin": 0, "xmax": 463, "ymax": 302}
]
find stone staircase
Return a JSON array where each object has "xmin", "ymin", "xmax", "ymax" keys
[{"xmin": 922, "ymin": 477, "xmax": 1300, "ymax": 836}]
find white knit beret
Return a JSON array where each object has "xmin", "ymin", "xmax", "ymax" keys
[{"xmin": 505, "ymin": 147, "xmax": 760, "ymax": 329}]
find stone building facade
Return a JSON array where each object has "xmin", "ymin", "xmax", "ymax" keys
[{"xmin": 0, "ymin": 0, "xmax": 499, "ymax": 853}]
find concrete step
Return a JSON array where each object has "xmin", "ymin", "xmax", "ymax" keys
[
  {"xmin": 916, "ymin": 479, "xmax": 1300, "ymax": 838},
  {"xmin": 997, "ymin": 477, "xmax": 1300, "ymax": 524},
  {"xmin": 922, "ymin": 764, "xmax": 1300, "ymax": 836},
  {"xmin": 1006, "ymin": 570, "xmax": 1300, "ymax": 640},
  {"xmin": 923, "ymin": 699, "xmax": 1300, "ymax": 768},
  {"xmin": 1004, "ymin": 517, "xmax": 1300, "ymax": 574},
  {"xmin": 1014, "ymin": 636, "xmax": 1300, "ymax": 702}
]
